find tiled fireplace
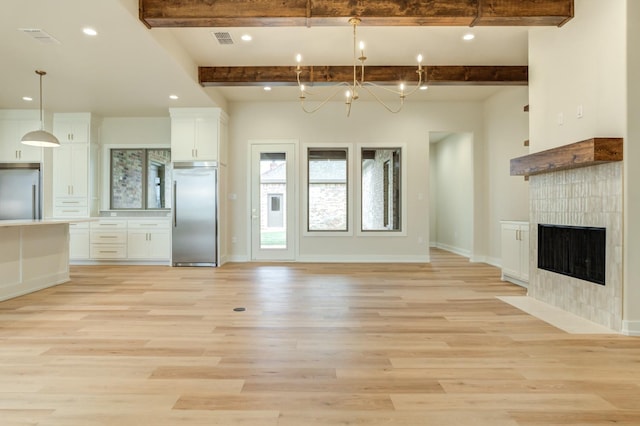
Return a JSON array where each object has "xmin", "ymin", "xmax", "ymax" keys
[{"xmin": 528, "ymin": 162, "xmax": 623, "ymax": 330}]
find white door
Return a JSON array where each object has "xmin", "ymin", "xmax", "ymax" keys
[{"xmin": 251, "ymin": 143, "xmax": 295, "ymax": 260}]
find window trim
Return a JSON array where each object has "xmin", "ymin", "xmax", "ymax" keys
[
  {"xmin": 101, "ymin": 144, "xmax": 171, "ymax": 212},
  {"xmin": 302, "ymin": 143, "xmax": 353, "ymax": 237},
  {"xmin": 356, "ymin": 143, "xmax": 408, "ymax": 237}
]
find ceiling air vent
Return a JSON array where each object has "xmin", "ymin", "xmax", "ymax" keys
[
  {"xmin": 19, "ymin": 28, "xmax": 61, "ymax": 44},
  {"xmin": 212, "ymin": 31, "xmax": 234, "ymax": 45}
]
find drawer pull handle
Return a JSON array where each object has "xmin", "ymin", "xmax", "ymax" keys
[
  {"xmin": 99, "ymin": 236, "xmax": 118, "ymax": 239},
  {"xmin": 99, "ymin": 250, "xmax": 118, "ymax": 254}
]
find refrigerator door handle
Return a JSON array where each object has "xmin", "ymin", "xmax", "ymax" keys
[
  {"xmin": 32, "ymin": 184, "xmax": 37, "ymax": 220},
  {"xmin": 173, "ymin": 181, "xmax": 177, "ymax": 227}
]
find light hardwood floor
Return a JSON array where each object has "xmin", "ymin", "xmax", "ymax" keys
[{"xmin": 1, "ymin": 249, "xmax": 639, "ymax": 425}]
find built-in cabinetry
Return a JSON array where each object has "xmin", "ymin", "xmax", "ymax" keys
[
  {"xmin": 169, "ymin": 107, "xmax": 229, "ymax": 266},
  {"xmin": 501, "ymin": 221, "xmax": 530, "ymax": 287},
  {"xmin": 72, "ymin": 218, "xmax": 170, "ymax": 264},
  {"xmin": 69, "ymin": 222, "xmax": 90, "ymax": 260},
  {"xmin": 169, "ymin": 108, "xmax": 228, "ymax": 162},
  {"xmin": 90, "ymin": 219, "xmax": 127, "ymax": 260},
  {"xmin": 52, "ymin": 113, "xmax": 100, "ymax": 218},
  {"xmin": 127, "ymin": 219, "xmax": 171, "ymax": 260},
  {"xmin": 0, "ymin": 110, "xmax": 42, "ymax": 162}
]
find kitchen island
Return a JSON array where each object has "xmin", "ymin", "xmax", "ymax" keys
[{"xmin": 0, "ymin": 219, "xmax": 84, "ymax": 302}]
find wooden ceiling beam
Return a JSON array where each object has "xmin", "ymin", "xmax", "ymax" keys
[
  {"xmin": 140, "ymin": 0, "xmax": 573, "ymax": 28},
  {"xmin": 198, "ymin": 65, "xmax": 528, "ymax": 87}
]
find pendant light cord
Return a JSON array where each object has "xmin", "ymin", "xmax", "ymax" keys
[{"xmin": 36, "ymin": 70, "xmax": 46, "ymax": 130}]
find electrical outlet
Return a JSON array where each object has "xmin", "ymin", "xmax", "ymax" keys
[{"xmin": 557, "ymin": 112, "xmax": 564, "ymax": 125}]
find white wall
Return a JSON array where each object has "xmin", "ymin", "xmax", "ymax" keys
[
  {"xmin": 430, "ymin": 133, "xmax": 473, "ymax": 257},
  {"xmin": 624, "ymin": 0, "xmax": 640, "ymax": 333},
  {"xmin": 483, "ymin": 87, "xmax": 530, "ymax": 266},
  {"xmin": 529, "ymin": 0, "xmax": 626, "ymax": 152},
  {"xmin": 227, "ymin": 100, "xmax": 485, "ymax": 262},
  {"xmin": 100, "ymin": 117, "xmax": 170, "ymax": 146},
  {"xmin": 428, "ymin": 147, "xmax": 437, "ymax": 246}
]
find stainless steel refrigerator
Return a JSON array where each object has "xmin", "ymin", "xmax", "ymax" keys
[
  {"xmin": 172, "ymin": 161, "xmax": 217, "ymax": 266},
  {"xmin": 0, "ymin": 163, "xmax": 41, "ymax": 220}
]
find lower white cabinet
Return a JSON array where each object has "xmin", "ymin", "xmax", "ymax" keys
[
  {"xmin": 69, "ymin": 222, "xmax": 90, "ymax": 260},
  {"xmin": 76, "ymin": 218, "xmax": 171, "ymax": 263},
  {"xmin": 127, "ymin": 220, "xmax": 171, "ymax": 260},
  {"xmin": 90, "ymin": 220, "xmax": 127, "ymax": 259},
  {"xmin": 501, "ymin": 221, "xmax": 530, "ymax": 287}
]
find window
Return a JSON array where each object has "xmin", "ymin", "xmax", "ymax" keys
[
  {"xmin": 110, "ymin": 148, "xmax": 171, "ymax": 209},
  {"xmin": 361, "ymin": 148, "xmax": 401, "ymax": 231},
  {"xmin": 307, "ymin": 148, "xmax": 348, "ymax": 231}
]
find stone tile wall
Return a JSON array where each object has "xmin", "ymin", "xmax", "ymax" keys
[{"xmin": 528, "ymin": 162, "xmax": 623, "ymax": 330}]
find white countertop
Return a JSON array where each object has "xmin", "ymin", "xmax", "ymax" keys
[{"xmin": 0, "ymin": 218, "xmax": 96, "ymax": 228}]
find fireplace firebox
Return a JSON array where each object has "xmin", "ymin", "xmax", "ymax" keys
[{"xmin": 537, "ymin": 224, "xmax": 606, "ymax": 285}]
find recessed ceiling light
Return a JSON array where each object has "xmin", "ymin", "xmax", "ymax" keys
[
  {"xmin": 83, "ymin": 27, "xmax": 98, "ymax": 36},
  {"xmin": 263, "ymin": 86, "xmax": 272, "ymax": 91},
  {"xmin": 22, "ymin": 96, "xmax": 33, "ymax": 101},
  {"xmin": 241, "ymin": 34, "xmax": 252, "ymax": 42},
  {"xmin": 463, "ymin": 33, "xmax": 475, "ymax": 41},
  {"xmin": 169, "ymin": 94, "xmax": 179, "ymax": 100},
  {"xmin": 420, "ymin": 85, "xmax": 428, "ymax": 91}
]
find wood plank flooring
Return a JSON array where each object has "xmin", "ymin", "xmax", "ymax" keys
[{"xmin": 1, "ymin": 249, "xmax": 640, "ymax": 425}]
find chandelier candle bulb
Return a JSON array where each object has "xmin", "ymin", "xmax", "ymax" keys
[{"xmin": 294, "ymin": 16, "xmax": 424, "ymax": 116}]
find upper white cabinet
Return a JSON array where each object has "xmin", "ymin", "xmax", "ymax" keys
[
  {"xmin": 52, "ymin": 113, "xmax": 100, "ymax": 218},
  {"xmin": 501, "ymin": 221, "xmax": 530, "ymax": 287},
  {"xmin": 54, "ymin": 120, "xmax": 89, "ymax": 144},
  {"xmin": 0, "ymin": 111, "xmax": 43, "ymax": 162},
  {"xmin": 170, "ymin": 108, "xmax": 228, "ymax": 162}
]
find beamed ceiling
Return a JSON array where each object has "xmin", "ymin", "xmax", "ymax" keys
[
  {"xmin": 139, "ymin": 0, "xmax": 573, "ymax": 87},
  {"xmin": 0, "ymin": 1, "xmax": 573, "ymax": 116}
]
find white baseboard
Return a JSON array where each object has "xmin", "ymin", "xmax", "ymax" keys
[
  {"xmin": 296, "ymin": 254, "xmax": 430, "ymax": 263},
  {"xmin": 435, "ymin": 243, "xmax": 470, "ymax": 258},
  {"xmin": 622, "ymin": 320, "xmax": 640, "ymax": 336},
  {"xmin": 226, "ymin": 255, "xmax": 250, "ymax": 263},
  {"xmin": 483, "ymin": 256, "xmax": 502, "ymax": 268}
]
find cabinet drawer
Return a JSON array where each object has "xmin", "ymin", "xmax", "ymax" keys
[
  {"xmin": 127, "ymin": 219, "xmax": 170, "ymax": 229},
  {"xmin": 90, "ymin": 245, "xmax": 127, "ymax": 259},
  {"xmin": 55, "ymin": 198, "xmax": 87, "ymax": 207},
  {"xmin": 53, "ymin": 206, "xmax": 89, "ymax": 217},
  {"xmin": 69, "ymin": 221, "xmax": 90, "ymax": 229},
  {"xmin": 91, "ymin": 220, "xmax": 127, "ymax": 229},
  {"xmin": 91, "ymin": 231, "xmax": 126, "ymax": 244}
]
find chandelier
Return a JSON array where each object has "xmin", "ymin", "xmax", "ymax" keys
[{"xmin": 295, "ymin": 17, "xmax": 425, "ymax": 117}]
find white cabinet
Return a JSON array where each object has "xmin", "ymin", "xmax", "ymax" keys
[
  {"xmin": 69, "ymin": 222, "xmax": 90, "ymax": 260},
  {"xmin": 52, "ymin": 113, "xmax": 99, "ymax": 218},
  {"xmin": 0, "ymin": 112, "xmax": 43, "ymax": 162},
  {"xmin": 170, "ymin": 108, "xmax": 228, "ymax": 162},
  {"xmin": 53, "ymin": 120, "xmax": 89, "ymax": 144},
  {"xmin": 81, "ymin": 218, "xmax": 170, "ymax": 263},
  {"xmin": 501, "ymin": 221, "xmax": 530, "ymax": 287},
  {"xmin": 90, "ymin": 220, "xmax": 127, "ymax": 259},
  {"xmin": 127, "ymin": 219, "xmax": 170, "ymax": 260}
]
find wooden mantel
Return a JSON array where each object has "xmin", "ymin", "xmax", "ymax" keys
[{"xmin": 510, "ymin": 138, "xmax": 623, "ymax": 177}]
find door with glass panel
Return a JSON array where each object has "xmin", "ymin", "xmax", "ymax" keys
[{"xmin": 250, "ymin": 144, "xmax": 295, "ymax": 260}]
